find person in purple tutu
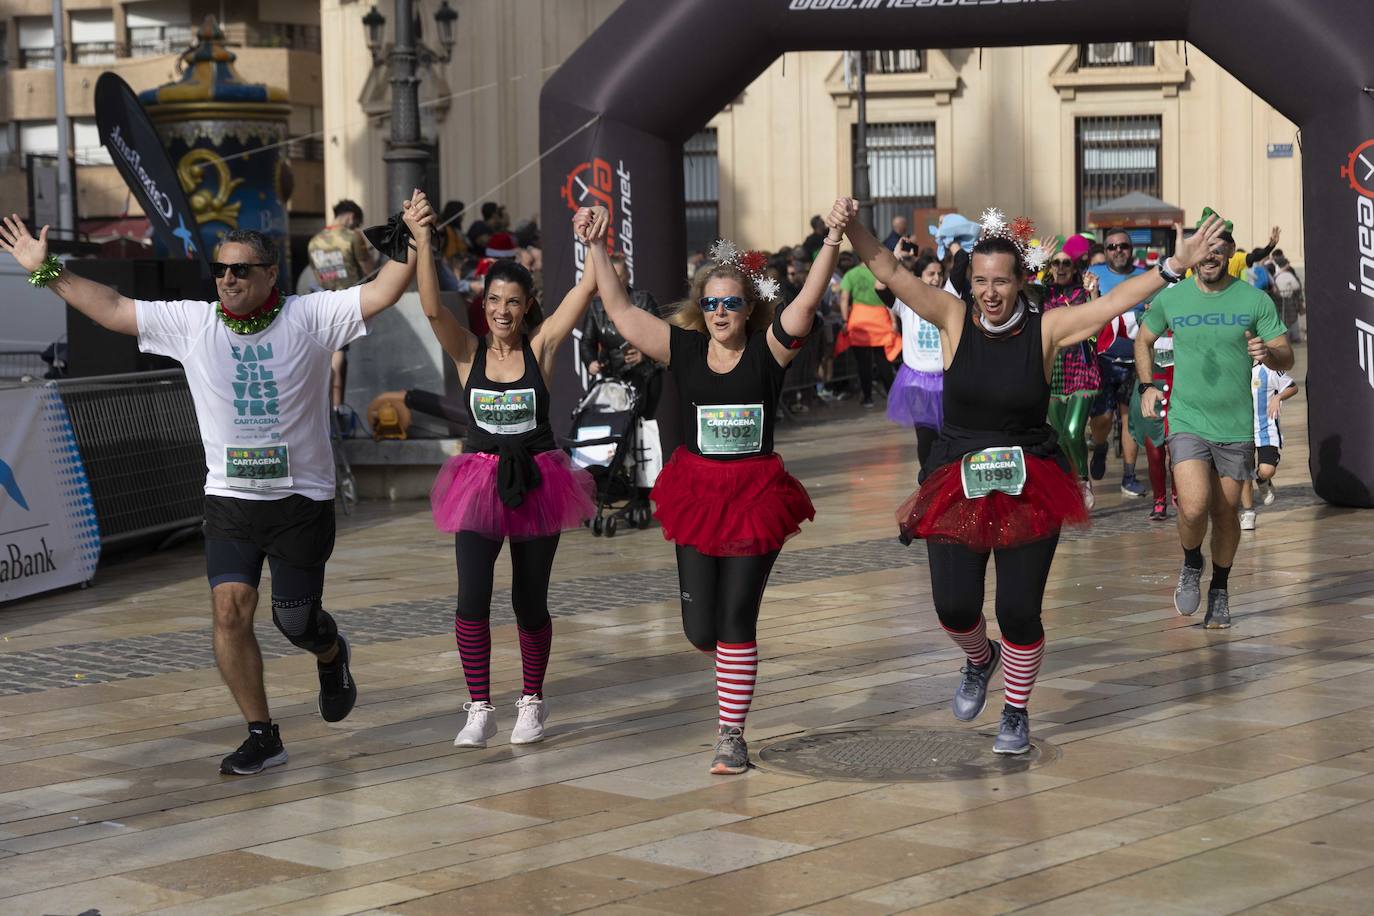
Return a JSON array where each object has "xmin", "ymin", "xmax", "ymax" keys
[
  {"xmin": 413, "ymin": 204, "xmax": 603, "ymax": 749},
  {"xmin": 877, "ymin": 251, "xmax": 946, "ymax": 473}
]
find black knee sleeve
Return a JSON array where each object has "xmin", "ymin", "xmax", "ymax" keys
[{"xmin": 271, "ymin": 595, "xmax": 338, "ymax": 654}]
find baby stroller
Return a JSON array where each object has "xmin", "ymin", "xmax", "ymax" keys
[{"xmin": 564, "ymin": 375, "xmax": 663, "ymax": 537}]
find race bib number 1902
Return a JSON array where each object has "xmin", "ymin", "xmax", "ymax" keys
[
  {"xmin": 697, "ymin": 404, "xmax": 764, "ymax": 456},
  {"xmin": 960, "ymin": 446, "xmax": 1027, "ymax": 499}
]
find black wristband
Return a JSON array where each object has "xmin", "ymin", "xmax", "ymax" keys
[
  {"xmin": 1137, "ymin": 382, "xmax": 1157, "ymax": 395},
  {"xmin": 771, "ymin": 309, "xmax": 807, "ymax": 351}
]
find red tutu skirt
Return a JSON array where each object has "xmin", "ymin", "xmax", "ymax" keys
[
  {"xmin": 898, "ymin": 455, "xmax": 1088, "ymax": 552},
  {"xmin": 431, "ymin": 450, "xmax": 595, "ymax": 540},
  {"xmin": 652, "ymin": 447, "xmax": 814, "ymax": 556}
]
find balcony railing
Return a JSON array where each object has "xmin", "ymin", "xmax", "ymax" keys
[
  {"xmin": 19, "ymin": 47, "xmax": 56, "ymax": 69},
  {"xmin": 1078, "ymin": 42, "xmax": 1156, "ymax": 68},
  {"xmin": 864, "ymin": 49, "xmax": 924, "ymax": 75},
  {"xmin": 129, "ymin": 27, "xmax": 197, "ymax": 57},
  {"xmin": 73, "ymin": 41, "xmax": 119, "ymax": 65}
]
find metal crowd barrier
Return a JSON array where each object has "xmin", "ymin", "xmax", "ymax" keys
[
  {"xmin": 779, "ymin": 329, "xmax": 860, "ymax": 417},
  {"xmin": 0, "ymin": 351, "xmax": 49, "ymax": 380},
  {"xmin": 50, "ymin": 370, "xmax": 205, "ymax": 546}
]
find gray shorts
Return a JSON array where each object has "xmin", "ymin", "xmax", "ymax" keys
[{"xmin": 1167, "ymin": 433, "xmax": 1255, "ymax": 482}]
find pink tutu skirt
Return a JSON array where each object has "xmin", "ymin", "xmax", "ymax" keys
[
  {"xmin": 431, "ymin": 450, "xmax": 596, "ymax": 540},
  {"xmin": 886, "ymin": 364, "xmax": 943, "ymax": 430}
]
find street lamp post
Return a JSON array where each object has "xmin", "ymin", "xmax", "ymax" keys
[
  {"xmin": 853, "ymin": 51, "xmax": 874, "ymax": 235},
  {"xmin": 363, "ymin": 1, "xmax": 460, "ymax": 213},
  {"xmin": 383, "ymin": 0, "xmax": 428, "ymax": 212}
]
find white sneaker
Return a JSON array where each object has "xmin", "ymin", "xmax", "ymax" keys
[
  {"xmin": 510, "ymin": 695, "xmax": 547, "ymax": 745},
  {"xmin": 1260, "ymin": 480, "xmax": 1277, "ymax": 506},
  {"xmin": 1239, "ymin": 509, "xmax": 1257, "ymax": 531},
  {"xmin": 1080, "ymin": 479, "xmax": 1095, "ymax": 510},
  {"xmin": 454, "ymin": 701, "xmax": 497, "ymax": 748}
]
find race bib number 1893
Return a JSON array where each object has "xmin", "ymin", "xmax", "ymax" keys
[{"xmin": 960, "ymin": 446, "xmax": 1027, "ymax": 499}]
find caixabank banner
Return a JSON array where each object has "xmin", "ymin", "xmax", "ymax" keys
[{"xmin": 0, "ymin": 388, "xmax": 101, "ymax": 604}]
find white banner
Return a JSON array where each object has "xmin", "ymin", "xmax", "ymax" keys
[{"xmin": 1, "ymin": 387, "xmax": 101, "ymax": 603}]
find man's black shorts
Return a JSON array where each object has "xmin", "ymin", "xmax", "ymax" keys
[{"xmin": 204, "ymin": 495, "xmax": 335, "ymax": 590}]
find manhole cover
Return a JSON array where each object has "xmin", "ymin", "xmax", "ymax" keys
[{"xmin": 756, "ymin": 726, "xmax": 1059, "ymax": 782}]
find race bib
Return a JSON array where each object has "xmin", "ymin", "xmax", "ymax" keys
[
  {"xmin": 697, "ymin": 404, "xmax": 764, "ymax": 456},
  {"xmin": 225, "ymin": 444, "xmax": 292, "ymax": 491},
  {"xmin": 960, "ymin": 446, "xmax": 1027, "ymax": 499},
  {"xmin": 471, "ymin": 388, "xmax": 537, "ymax": 435}
]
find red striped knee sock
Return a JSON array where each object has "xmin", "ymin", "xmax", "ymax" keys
[
  {"xmin": 942, "ymin": 616, "xmax": 993, "ymax": 667},
  {"xmin": 1001, "ymin": 637, "xmax": 1045, "ymax": 709},
  {"xmin": 716, "ymin": 641, "xmax": 758, "ymax": 731},
  {"xmin": 454, "ymin": 616, "xmax": 491, "ymax": 704},
  {"xmin": 517, "ymin": 619, "xmax": 553, "ymax": 698}
]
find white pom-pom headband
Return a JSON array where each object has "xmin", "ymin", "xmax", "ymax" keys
[{"xmin": 709, "ymin": 239, "xmax": 780, "ymax": 302}]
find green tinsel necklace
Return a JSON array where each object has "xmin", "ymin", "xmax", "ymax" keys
[{"xmin": 217, "ymin": 288, "xmax": 283, "ymax": 335}]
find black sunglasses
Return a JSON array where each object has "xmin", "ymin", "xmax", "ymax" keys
[
  {"xmin": 211, "ymin": 261, "xmax": 273, "ymax": 279},
  {"xmin": 699, "ymin": 296, "xmax": 747, "ymax": 313},
  {"xmin": 1049, "ymin": 259, "xmax": 1075, "ymax": 268},
  {"xmin": 1104, "ymin": 243, "xmax": 1132, "ymax": 252}
]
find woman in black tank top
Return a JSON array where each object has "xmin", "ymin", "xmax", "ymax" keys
[
  {"xmin": 844, "ymin": 204, "xmax": 1226, "ymax": 756},
  {"xmin": 578, "ymin": 200, "xmax": 852, "ymax": 776},
  {"xmin": 413, "ymin": 207, "xmax": 602, "ymax": 751}
]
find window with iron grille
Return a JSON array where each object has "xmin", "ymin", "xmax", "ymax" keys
[
  {"xmin": 1078, "ymin": 42, "xmax": 1155, "ymax": 68},
  {"xmin": 865, "ymin": 49, "xmax": 924, "ymax": 75},
  {"xmin": 128, "ymin": 25, "xmax": 196, "ymax": 57},
  {"xmin": 852, "ymin": 121, "xmax": 936, "ymax": 237},
  {"xmin": 684, "ymin": 129, "xmax": 719, "ymax": 257},
  {"xmin": 1075, "ymin": 115, "xmax": 1162, "ymax": 230}
]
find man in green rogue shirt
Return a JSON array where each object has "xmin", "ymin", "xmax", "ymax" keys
[{"xmin": 1135, "ymin": 219, "xmax": 1293, "ymax": 631}]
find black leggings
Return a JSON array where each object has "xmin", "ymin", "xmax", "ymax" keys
[
  {"xmin": 915, "ymin": 425, "xmax": 938, "ymax": 472},
  {"xmin": 852, "ymin": 346, "xmax": 895, "ymax": 401},
  {"xmin": 455, "ymin": 531, "xmax": 559, "ymax": 628},
  {"xmin": 927, "ymin": 535, "xmax": 1059, "ymax": 645},
  {"xmin": 676, "ymin": 545, "xmax": 779, "ymax": 650}
]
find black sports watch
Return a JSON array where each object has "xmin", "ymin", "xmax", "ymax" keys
[{"xmin": 1137, "ymin": 382, "xmax": 1158, "ymax": 395}]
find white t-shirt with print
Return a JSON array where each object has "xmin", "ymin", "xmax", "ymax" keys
[
  {"xmin": 136, "ymin": 288, "xmax": 367, "ymax": 501},
  {"xmin": 893, "ymin": 298, "xmax": 944, "ymax": 374},
  {"xmin": 1252, "ymin": 364, "xmax": 1295, "ymax": 448}
]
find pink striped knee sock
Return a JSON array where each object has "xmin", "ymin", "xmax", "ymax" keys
[
  {"xmin": 454, "ymin": 616, "xmax": 491, "ymax": 703},
  {"xmin": 517, "ymin": 619, "xmax": 552, "ymax": 698}
]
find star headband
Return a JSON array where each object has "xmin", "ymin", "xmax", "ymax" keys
[
  {"xmin": 977, "ymin": 207, "xmax": 1052, "ymax": 273},
  {"xmin": 708, "ymin": 238, "xmax": 781, "ymax": 302}
]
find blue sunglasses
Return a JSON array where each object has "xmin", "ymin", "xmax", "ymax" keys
[{"xmin": 699, "ymin": 296, "xmax": 747, "ymax": 313}]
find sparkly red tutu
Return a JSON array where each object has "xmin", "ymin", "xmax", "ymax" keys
[
  {"xmin": 898, "ymin": 455, "xmax": 1088, "ymax": 552},
  {"xmin": 652, "ymin": 447, "xmax": 814, "ymax": 556},
  {"xmin": 431, "ymin": 450, "xmax": 595, "ymax": 540}
]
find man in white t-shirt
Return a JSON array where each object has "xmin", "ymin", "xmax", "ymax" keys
[{"xmin": 0, "ymin": 191, "xmax": 431, "ymax": 776}]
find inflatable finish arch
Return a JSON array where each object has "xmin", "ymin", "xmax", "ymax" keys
[{"xmin": 540, "ymin": 0, "xmax": 1374, "ymax": 508}]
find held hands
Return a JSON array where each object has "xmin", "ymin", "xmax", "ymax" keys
[
  {"xmin": 0, "ymin": 214, "xmax": 49, "ymax": 273},
  {"xmin": 401, "ymin": 189, "xmax": 433, "ymax": 240},
  {"xmin": 1245, "ymin": 330, "xmax": 1270, "ymax": 365},
  {"xmin": 573, "ymin": 206, "xmax": 610, "ymax": 244},
  {"xmin": 1174, "ymin": 215, "xmax": 1227, "ymax": 271},
  {"xmin": 825, "ymin": 198, "xmax": 855, "ymax": 239}
]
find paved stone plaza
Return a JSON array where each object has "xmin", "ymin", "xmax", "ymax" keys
[{"xmin": 4, "ymin": 350, "xmax": 1374, "ymax": 914}]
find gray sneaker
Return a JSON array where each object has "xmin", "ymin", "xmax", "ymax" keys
[
  {"xmin": 710, "ymin": 726, "xmax": 749, "ymax": 775},
  {"xmin": 993, "ymin": 706, "xmax": 1032, "ymax": 755},
  {"xmin": 952, "ymin": 641, "xmax": 1002, "ymax": 722},
  {"xmin": 1174, "ymin": 563, "xmax": 1204, "ymax": 616},
  {"xmin": 1203, "ymin": 589, "xmax": 1232, "ymax": 629}
]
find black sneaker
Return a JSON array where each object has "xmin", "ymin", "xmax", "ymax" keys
[
  {"xmin": 318, "ymin": 635, "xmax": 357, "ymax": 723},
  {"xmin": 220, "ymin": 723, "xmax": 288, "ymax": 775},
  {"xmin": 1089, "ymin": 444, "xmax": 1108, "ymax": 481}
]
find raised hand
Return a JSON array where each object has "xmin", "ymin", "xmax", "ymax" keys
[
  {"xmin": 576, "ymin": 206, "xmax": 609, "ymax": 244},
  {"xmin": 1268, "ymin": 225, "xmax": 1281, "ymax": 249},
  {"xmin": 0, "ymin": 214, "xmax": 49, "ymax": 273},
  {"xmin": 1083, "ymin": 271, "xmax": 1100, "ymax": 298},
  {"xmin": 1174, "ymin": 215, "xmax": 1226, "ymax": 271},
  {"xmin": 402, "ymin": 188, "xmax": 432, "ymax": 239}
]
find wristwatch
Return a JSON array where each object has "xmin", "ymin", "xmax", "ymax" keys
[{"xmin": 1137, "ymin": 382, "xmax": 1157, "ymax": 395}]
